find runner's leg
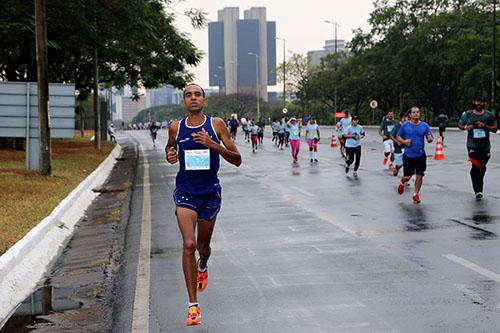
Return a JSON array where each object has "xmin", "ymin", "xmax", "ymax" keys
[
  {"xmin": 197, "ymin": 219, "xmax": 216, "ymax": 270},
  {"xmin": 176, "ymin": 207, "xmax": 199, "ymax": 303},
  {"xmin": 354, "ymin": 146, "xmax": 361, "ymax": 171}
]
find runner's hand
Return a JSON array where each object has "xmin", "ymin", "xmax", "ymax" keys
[
  {"xmin": 166, "ymin": 147, "xmax": 178, "ymax": 164},
  {"xmin": 466, "ymin": 124, "xmax": 474, "ymax": 131},
  {"xmin": 193, "ymin": 128, "xmax": 217, "ymax": 149}
]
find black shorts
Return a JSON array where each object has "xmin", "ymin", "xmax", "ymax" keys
[
  {"xmin": 403, "ymin": 154, "xmax": 427, "ymax": 177},
  {"xmin": 230, "ymin": 127, "xmax": 237, "ymax": 135}
]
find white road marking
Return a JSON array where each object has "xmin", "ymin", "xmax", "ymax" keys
[
  {"xmin": 443, "ymin": 254, "xmax": 500, "ymax": 283},
  {"xmin": 291, "ymin": 186, "xmax": 315, "ymax": 197},
  {"xmin": 131, "ymin": 145, "xmax": 151, "ymax": 332}
]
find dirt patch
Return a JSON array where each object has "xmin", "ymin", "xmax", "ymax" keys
[{"xmin": 11, "ymin": 145, "xmax": 138, "ymax": 332}]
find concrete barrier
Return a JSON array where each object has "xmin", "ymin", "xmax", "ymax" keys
[{"xmin": 0, "ymin": 144, "xmax": 122, "ymax": 324}]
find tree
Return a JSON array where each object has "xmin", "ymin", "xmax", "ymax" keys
[
  {"xmin": 1, "ymin": 0, "xmax": 205, "ymax": 148},
  {"xmin": 298, "ymin": 0, "xmax": 498, "ymax": 124},
  {"xmin": 35, "ymin": 0, "xmax": 51, "ymax": 175}
]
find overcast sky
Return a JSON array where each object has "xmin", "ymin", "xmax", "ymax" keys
[{"xmin": 172, "ymin": 1, "xmax": 376, "ymax": 88}]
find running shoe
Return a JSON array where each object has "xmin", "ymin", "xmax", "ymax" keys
[
  {"xmin": 389, "ymin": 162, "xmax": 394, "ymax": 169},
  {"xmin": 393, "ymin": 168, "xmax": 399, "ymax": 176},
  {"xmin": 412, "ymin": 193, "xmax": 421, "ymax": 204},
  {"xmin": 397, "ymin": 182, "xmax": 405, "ymax": 195},
  {"xmin": 186, "ymin": 306, "xmax": 201, "ymax": 326},
  {"xmin": 197, "ymin": 262, "xmax": 208, "ymax": 292},
  {"xmin": 310, "ymin": 158, "xmax": 314, "ymax": 163},
  {"xmin": 475, "ymin": 192, "xmax": 484, "ymax": 200},
  {"xmin": 383, "ymin": 158, "xmax": 388, "ymax": 165},
  {"xmin": 314, "ymin": 158, "xmax": 318, "ymax": 162},
  {"xmin": 353, "ymin": 170, "xmax": 358, "ymax": 177}
]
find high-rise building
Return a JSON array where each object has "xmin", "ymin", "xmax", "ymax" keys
[{"xmin": 208, "ymin": 7, "xmax": 276, "ymax": 102}]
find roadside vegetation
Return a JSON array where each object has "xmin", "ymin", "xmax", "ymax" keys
[{"xmin": 0, "ymin": 131, "xmax": 115, "ymax": 254}]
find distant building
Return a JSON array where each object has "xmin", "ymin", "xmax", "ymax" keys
[
  {"xmin": 307, "ymin": 39, "xmax": 347, "ymax": 66},
  {"xmin": 145, "ymin": 85, "xmax": 183, "ymax": 108},
  {"xmin": 208, "ymin": 7, "xmax": 276, "ymax": 102},
  {"xmin": 111, "ymin": 85, "xmax": 147, "ymax": 123},
  {"xmin": 120, "ymin": 96, "xmax": 147, "ymax": 123}
]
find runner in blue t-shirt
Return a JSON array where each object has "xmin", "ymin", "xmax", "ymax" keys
[
  {"xmin": 166, "ymin": 84, "xmax": 242, "ymax": 326},
  {"xmin": 395, "ymin": 106, "xmax": 433, "ymax": 204}
]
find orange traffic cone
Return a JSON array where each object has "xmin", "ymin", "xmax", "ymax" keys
[
  {"xmin": 434, "ymin": 136, "xmax": 445, "ymax": 160},
  {"xmin": 331, "ymin": 134, "xmax": 338, "ymax": 148}
]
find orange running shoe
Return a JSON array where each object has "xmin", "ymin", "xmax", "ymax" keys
[
  {"xmin": 186, "ymin": 306, "xmax": 201, "ymax": 326},
  {"xmin": 197, "ymin": 268, "xmax": 208, "ymax": 292}
]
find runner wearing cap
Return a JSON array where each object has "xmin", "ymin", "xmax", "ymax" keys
[{"xmin": 344, "ymin": 115, "xmax": 365, "ymax": 177}]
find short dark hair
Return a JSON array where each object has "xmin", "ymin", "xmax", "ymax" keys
[
  {"xmin": 183, "ymin": 84, "xmax": 205, "ymax": 98},
  {"xmin": 473, "ymin": 95, "xmax": 487, "ymax": 102},
  {"xmin": 400, "ymin": 112, "xmax": 407, "ymax": 119}
]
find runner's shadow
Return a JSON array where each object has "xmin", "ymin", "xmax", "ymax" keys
[
  {"xmin": 399, "ymin": 203, "xmax": 429, "ymax": 232},
  {"xmin": 291, "ymin": 162, "xmax": 301, "ymax": 176}
]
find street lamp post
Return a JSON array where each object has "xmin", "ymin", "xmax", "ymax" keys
[
  {"xmin": 325, "ymin": 20, "xmax": 338, "ymax": 114},
  {"xmin": 217, "ymin": 65, "xmax": 224, "ymax": 95},
  {"xmin": 213, "ymin": 74, "xmax": 221, "ymax": 95},
  {"xmin": 248, "ymin": 52, "xmax": 260, "ymax": 121},
  {"xmin": 276, "ymin": 37, "xmax": 286, "ymax": 110},
  {"xmin": 492, "ymin": 0, "xmax": 497, "ymax": 116}
]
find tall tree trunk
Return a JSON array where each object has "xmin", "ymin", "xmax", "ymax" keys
[
  {"xmin": 35, "ymin": 0, "xmax": 51, "ymax": 176},
  {"xmin": 93, "ymin": 43, "xmax": 100, "ymax": 150}
]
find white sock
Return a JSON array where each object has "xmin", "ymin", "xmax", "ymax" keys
[
  {"xmin": 198, "ymin": 266, "xmax": 207, "ymax": 273},
  {"xmin": 313, "ymin": 152, "xmax": 317, "ymax": 159},
  {"xmin": 309, "ymin": 151, "xmax": 313, "ymax": 159},
  {"xmin": 188, "ymin": 302, "xmax": 199, "ymax": 308}
]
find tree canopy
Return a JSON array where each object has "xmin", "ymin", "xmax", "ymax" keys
[
  {"xmin": 292, "ymin": 0, "xmax": 497, "ymax": 124},
  {"xmin": 0, "ymin": 0, "xmax": 205, "ymax": 100}
]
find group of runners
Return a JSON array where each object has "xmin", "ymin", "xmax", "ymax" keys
[{"xmin": 165, "ymin": 84, "xmax": 497, "ymax": 326}]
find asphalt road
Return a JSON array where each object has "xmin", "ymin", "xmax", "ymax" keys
[{"xmin": 115, "ymin": 126, "xmax": 500, "ymax": 332}]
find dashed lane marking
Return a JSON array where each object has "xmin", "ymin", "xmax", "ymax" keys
[{"xmin": 443, "ymin": 254, "xmax": 500, "ymax": 283}]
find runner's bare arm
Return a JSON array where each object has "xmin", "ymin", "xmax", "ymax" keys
[
  {"xmin": 193, "ymin": 118, "xmax": 242, "ymax": 167},
  {"xmin": 165, "ymin": 121, "xmax": 179, "ymax": 164}
]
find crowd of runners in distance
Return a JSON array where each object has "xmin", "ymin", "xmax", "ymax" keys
[
  {"xmin": 224, "ymin": 95, "xmax": 497, "ymax": 204},
  {"xmin": 165, "ymin": 84, "xmax": 497, "ymax": 327}
]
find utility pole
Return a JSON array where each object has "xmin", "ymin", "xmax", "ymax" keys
[
  {"xmin": 35, "ymin": 0, "xmax": 51, "ymax": 176},
  {"xmin": 325, "ymin": 20, "xmax": 339, "ymax": 114},
  {"xmin": 493, "ymin": 0, "xmax": 497, "ymax": 116},
  {"xmin": 248, "ymin": 52, "xmax": 260, "ymax": 121},
  {"xmin": 276, "ymin": 37, "xmax": 286, "ymax": 110}
]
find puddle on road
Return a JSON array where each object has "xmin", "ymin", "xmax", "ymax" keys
[{"xmin": 1, "ymin": 286, "xmax": 82, "ymax": 332}]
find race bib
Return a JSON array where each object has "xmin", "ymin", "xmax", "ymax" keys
[
  {"xmin": 185, "ymin": 149, "xmax": 210, "ymax": 170},
  {"xmin": 387, "ymin": 125, "xmax": 394, "ymax": 132},
  {"xmin": 292, "ymin": 130, "xmax": 300, "ymax": 136},
  {"xmin": 473, "ymin": 129, "xmax": 486, "ymax": 139}
]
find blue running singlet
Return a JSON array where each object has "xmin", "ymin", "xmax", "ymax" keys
[{"xmin": 176, "ymin": 115, "xmax": 221, "ymax": 195}]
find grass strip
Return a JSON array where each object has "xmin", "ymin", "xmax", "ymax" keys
[{"xmin": 0, "ymin": 132, "xmax": 115, "ymax": 254}]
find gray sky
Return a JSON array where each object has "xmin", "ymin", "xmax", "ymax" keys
[{"xmin": 172, "ymin": 1, "xmax": 375, "ymax": 88}]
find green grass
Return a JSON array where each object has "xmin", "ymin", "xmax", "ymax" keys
[{"xmin": 0, "ymin": 131, "xmax": 115, "ymax": 254}]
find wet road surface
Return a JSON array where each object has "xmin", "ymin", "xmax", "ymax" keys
[{"xmin": 118, "ymin": 127, "xmax": 500, "ymax": 332}]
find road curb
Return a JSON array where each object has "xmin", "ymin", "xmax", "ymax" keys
[{"xmin": 0, "ymin": 143, "xmax": 122, "ymax": 324}]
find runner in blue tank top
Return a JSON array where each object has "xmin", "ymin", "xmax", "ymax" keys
[{"xmin": 166, "ymin": 84, "xmax": 242, "ymax": 326}]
